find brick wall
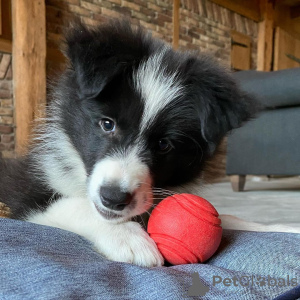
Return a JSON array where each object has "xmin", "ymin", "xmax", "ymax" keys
[
  {"xmin": 46, "ymin": 0, "xmax": 258, "ymax": 70},
  {"xmin": 0, "ymin": 53, "xmax": 14, "ymax": 158},
  {"xmin": 180, "ymin": 0, "xmax": 258, "ymax": 69},
  {"xmin": 45, "ymin": 0, "xmax": 174, "ymax": 50}
]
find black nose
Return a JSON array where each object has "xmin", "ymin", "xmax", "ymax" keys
[{"xmin": 100, "ymin": 186, "xmax": 132, "ymax": 211}]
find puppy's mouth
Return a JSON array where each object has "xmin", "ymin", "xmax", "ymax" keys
[{"xmin": 94, "ymin": 203, "xmax": 123, "ymax": 220}]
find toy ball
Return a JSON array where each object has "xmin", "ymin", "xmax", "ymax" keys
[{"xmin": 147, "ymin": 193, "xmax": 222, "ymax": 265}]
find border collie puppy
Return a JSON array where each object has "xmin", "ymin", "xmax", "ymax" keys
[{"xmin": 0, "ymin": 20, "xmax": 266, "ymax": 266}]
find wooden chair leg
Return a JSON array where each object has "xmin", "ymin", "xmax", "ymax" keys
[{"xmin": 230, "ymin": 175, "xmax": 246, "ymax": 192}]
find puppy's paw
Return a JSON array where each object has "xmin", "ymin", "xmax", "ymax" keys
[{"xmin": 96, "ymin": 221, "xmax": 164, "ymax": 267}]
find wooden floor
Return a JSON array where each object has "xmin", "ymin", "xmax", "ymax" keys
[{"xmin": 202, "ymin": 177, "xmax": 300, "ymax": 228}]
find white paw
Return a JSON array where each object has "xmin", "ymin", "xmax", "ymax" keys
[{"xmin": 95, "ymin": 221, "xmax": 164, "ymax": 267}]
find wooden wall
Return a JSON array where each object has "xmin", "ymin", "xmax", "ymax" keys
[
  {"xmin": 12, "ymin": 0, "xmax": 46, "ymax": 153},
  {"xmin": 274, "ymin": 27, "xmax": 300, "ymax": 70}
]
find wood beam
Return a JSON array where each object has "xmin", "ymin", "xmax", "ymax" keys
[
  {"xmin": 210, "ymin": 0, "xmax": 261, "ymax": 22},
  {"xmin": 274, "ymin": 2, "xmax": 300, "ymax": 39},
  {"xmin": 274, "ymin": 27, "xmax": 300, "ymax": 70},
  {"xmin": 173, "ymin": 0, "xmax": 180, "ymax": 49},
  {"xmin": 12, "ymin": 0, "xmax": 46, "ymax": 154},
  {"xmin": 0, "ymin": 41, "xmax": 66, "ymax": 62},
  {"xmin": 257, "ymin": 0, "xmax": 275, "ymax": 71}
]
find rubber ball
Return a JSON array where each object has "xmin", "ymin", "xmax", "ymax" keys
[{"xmin": 147, "ymin": 193, "xmax": 222, "ymax": 265}]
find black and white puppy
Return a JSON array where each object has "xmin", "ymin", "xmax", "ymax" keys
[{"xmin": 1, "ymin": 21, "xmax": 294, "ymax": 267}]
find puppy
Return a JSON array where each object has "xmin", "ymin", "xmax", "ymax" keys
[{"xmin": 1, "ymin": 20, "xmax": 289, "ymax": 267}]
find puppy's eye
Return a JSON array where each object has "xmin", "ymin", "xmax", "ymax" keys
[
  {"xmin": 100, "ymin": 119, "xmax": 115, "ymax": 132},
  {"xmin": 158, "ymin": 139, "xmax": 172, "ymax": 153}
]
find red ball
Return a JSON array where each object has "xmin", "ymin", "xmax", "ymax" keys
[{"xmin": 147, "ymin": 193, "xmax": 222, "ymax": 265}]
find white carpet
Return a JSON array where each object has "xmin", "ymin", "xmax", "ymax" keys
[{"xmin": 202, "ymin": 177, "xmax": 300, "ymax": 227}]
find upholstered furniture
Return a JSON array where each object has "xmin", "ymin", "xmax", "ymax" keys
[{"xmin": 227, "ymin": 68, "xmax": 300, "ymax": 191}]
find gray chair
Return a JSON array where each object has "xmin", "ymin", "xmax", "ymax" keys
[{"xmin": 226, "ymin": 68, "xmax": 300, "ymax": 191}]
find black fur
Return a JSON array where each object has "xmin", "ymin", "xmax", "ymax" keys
[
  {"xmin": 0, "ymin": 158, "xmax": 57, "ymax": 218},
  {"xmin": 0, "ymin": 20, "xmax": 259, "ymax": 219}
]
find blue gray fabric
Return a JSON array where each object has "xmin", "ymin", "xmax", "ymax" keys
[
  {"xmin": 226, "ymin": 106, "xmax": 300, "ymax": 175},
  {"xmin": 0, "ymin": 219, "xmax": 299, "ymax": 300},
  {"xmin": 227, "ymin": 68, "xmax": 300, "ymax": 177},
  {"xmin": 232, "ymin": 68, "xmax": 300, "ymax": 109}
]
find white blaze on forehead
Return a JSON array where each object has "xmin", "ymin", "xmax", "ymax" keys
[
  {"xmin": 134, "ymin": 49, "xmax": 184, "ymax": 132},
  {"xmin": 88, "ymin": 145, "xmax": 150, "ymax": 196}
]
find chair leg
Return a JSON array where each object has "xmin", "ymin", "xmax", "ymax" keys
[{"xmin": 230, "ymin": 175, "xmax": 246, "ymax": 192}]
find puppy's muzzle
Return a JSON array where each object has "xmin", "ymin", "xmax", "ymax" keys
[{"xmin": 100, "ymin": 186, "xmax": 132, "ymax": 211}]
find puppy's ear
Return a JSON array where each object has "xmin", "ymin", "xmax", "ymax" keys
[
  {"xmin": 200, "ymin": 89, "xmax": 258, "ymax": 154},
  {"xmin": 188, "ymin": 57, "xmax": 260, "ymax": 154},
  {"xmin": 64, "ymin": 22, "xmax": 116, "ymax": 98},
  {"xmin": 63, "ymin": 20, "xmax": 151, "ymax": 98}
]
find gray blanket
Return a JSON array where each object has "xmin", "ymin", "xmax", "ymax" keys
[{"xmin": 0, "ymin": 219, "xmax": 299, "ymax": 299}]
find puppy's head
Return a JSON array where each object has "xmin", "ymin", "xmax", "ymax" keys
[{"xmin": 52, "ymin": 20, "xmax": 258, "ymax": 222}]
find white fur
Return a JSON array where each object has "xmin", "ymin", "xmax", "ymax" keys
[
  {"xmin": 89, "ymin": 146, "xmax": 148, "ymax": 193},
  {"xmin": 26, "ymin": 196, "xmax": 164, "ymax": 267},
  {"xmin": 134, "ymin": 50, "xmax": 184, "ymax": 133},
  {"xmin": 88, "ymin": 146, "xmax": 153, "ymax": 220},
  {"xmin": 32, "ymin": 106, "xmax": 87, "ymax": 198}
]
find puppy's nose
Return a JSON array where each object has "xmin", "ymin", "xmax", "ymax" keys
[{"xmin": 100, "ymin": 186, "xmax": 132, "ymax": 211}]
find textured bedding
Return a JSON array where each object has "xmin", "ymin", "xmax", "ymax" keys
[{"xmin": 0, "ymin": 218, "xmax": 299, "ymax": 300}]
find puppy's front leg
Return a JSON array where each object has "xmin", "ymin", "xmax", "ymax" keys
[
  {"xmin": 26, "ymin": 197, "xmax": 164, "ymax": 267},
  {"xmin": 92, "ymin": 220, "xmax": 164, "ymax": 267}
]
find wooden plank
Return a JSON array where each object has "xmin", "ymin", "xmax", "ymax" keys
[
  {"xmin": 274, "ymin": 2, "xmax": 300, "ymax": 39},
  {"xmin": 231, "ymin": 30, "xmax": 251, "ymax": 47},
  {"xmin": 231, "ymin": 45, "xmax": 250, "ymax": 70},
  {"xmin": 0, "ymin": 37, "xmax": 12, "ymax": 53},
  {"xmin": 12, "ymin": 0, "xmax": 46, "ymax": 154},
  {"xmin": 274, "ymin": 27, "xmax": 300, "ymax": 70},
  {"xmin": 0, "ymin": 41, "xmax": 65, "ymax": 63},
  {"xmin": 257, "ymin": 0, "xmax": 274, "ymax": 71},
  {"xmin": 257, "ymin": 20, "xmax": 266, "ymax": 70},
  {"xmin": 209, "ymin": 0, "xmax": 261, "ymax": 22},
  {"xmin": 173, "ymin": 0, "xmax": 180, "ymax": 49},
  {"xmin": 273, "ymin": 26, "xmax": 280, "ymax": 71},
  {"xmin": 257, "ymin": 19, "xmax": 274, "ymax": 71},
  {"xmin": 231, "ymin": 30, "xmax": 251, "ymax": 70},
  {"xmin": 0, "ymin": 53, "xmax": 11, "ymax": 79}
]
